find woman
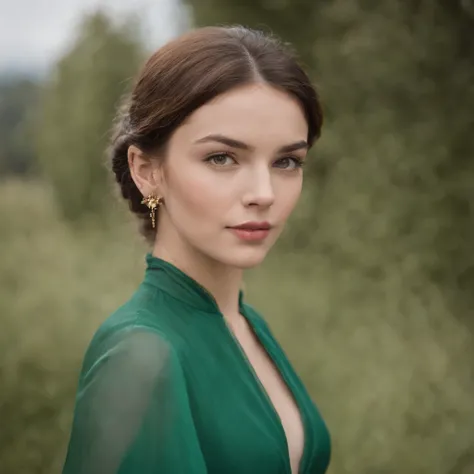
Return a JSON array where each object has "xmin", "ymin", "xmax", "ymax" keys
[{"xmin": 62, "ymin": 26, "xmax": 331, "ymax": 474}]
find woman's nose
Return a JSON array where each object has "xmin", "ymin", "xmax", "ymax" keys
[{"xmin": 242, "ymin": 168, "xmax": 275, "ymax": 208}]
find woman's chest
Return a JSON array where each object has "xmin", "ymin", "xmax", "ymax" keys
[
  {"xmin": 179, "ymin": 320, "xmax": 331, "ymax": 474},
  {"xmin": 235, "ymin": 322, "xmax": 305, "ymax": 474}
]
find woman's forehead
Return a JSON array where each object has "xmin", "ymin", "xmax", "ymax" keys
[{"xmin": 174, "ymin": 84, "xmax": 308, "ymax": 147}]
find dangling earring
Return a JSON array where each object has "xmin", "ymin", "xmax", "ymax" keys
[{"xmin": 141, "ymin": 194, "xmax": 164, "ymax": 229}]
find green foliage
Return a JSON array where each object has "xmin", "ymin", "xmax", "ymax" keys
[
  {"xmin": 0, "ymin": 76, "xmax": 40, "ymax": 175},
  {"xmin": 36, "ymin": 11, "xmax": 145, "ymax": 222},
  {"xmin": 0, "ymin": 179, "xmax": 146, "ymax": 473}
]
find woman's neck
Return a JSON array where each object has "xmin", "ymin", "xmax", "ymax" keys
[{"xmin": 152, "ymin": 240, "xmax": 244, "ymax": 324}]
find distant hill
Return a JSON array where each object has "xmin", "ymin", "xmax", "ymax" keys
[{"xmin": 0, "ymin": 65, "xmax": 46, "ymax": 82}]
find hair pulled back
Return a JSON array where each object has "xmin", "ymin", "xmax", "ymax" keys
[{"xmin": 110, "ymin": 26, "xmax": 323, "ymax": 244}]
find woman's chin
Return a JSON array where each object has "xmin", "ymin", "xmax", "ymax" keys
[{"xmin": 223, "ymin": 248, "xmax": 269, "ymax": 270}]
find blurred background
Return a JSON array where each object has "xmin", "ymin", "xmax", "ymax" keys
[{"xmin": 1, "ymin": 0, "xmax": 474, "ymax": 472}]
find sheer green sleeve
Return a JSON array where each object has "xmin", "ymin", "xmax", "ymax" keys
[{"xmin": 62, "ymin": 326, "xmax": 208, "ymax": 474}]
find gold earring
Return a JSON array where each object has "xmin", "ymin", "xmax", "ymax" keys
[{"xmin": 141, "ymin": 194, "xmax": 163, "ymax": 229}]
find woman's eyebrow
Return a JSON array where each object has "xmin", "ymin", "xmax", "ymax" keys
[
  {"xmin": 195, "ymin": 134, "xmax": 251, "ymax": 150},
  {"xmin": 194, "ymin": 134, "xmax": 308, "ymax": 153},
  {"xmin": 278, "ymin": 140, "xmax": 308, "ymax": 153}
]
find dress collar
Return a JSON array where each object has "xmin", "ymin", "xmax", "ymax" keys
[{"xmin": 143, "ymin": 253, "xmax": 245, "ymax": 314}]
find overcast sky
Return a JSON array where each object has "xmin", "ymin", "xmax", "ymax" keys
[{"xmin": 0, "ymin": 0, "xmax": 187, "ymax": 75}]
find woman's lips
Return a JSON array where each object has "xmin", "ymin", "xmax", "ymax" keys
[{"xmin": 228, "ymin": 222, "xmax": 271, "ymax": 242}]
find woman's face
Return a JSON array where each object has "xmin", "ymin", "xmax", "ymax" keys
[{"xmin": 158, "ymin": 83, "xmax": 309, "ymax": 269}]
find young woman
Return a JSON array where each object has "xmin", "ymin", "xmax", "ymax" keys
[{"xmin": 62, "ymin": 25, "xmax": 331, "ymax": 474}]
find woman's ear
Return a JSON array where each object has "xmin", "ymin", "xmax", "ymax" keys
[{"xmin": 128, "ymin": 145, "xmax": 162, "ymax": 196}]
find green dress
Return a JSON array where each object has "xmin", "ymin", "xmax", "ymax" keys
[{"xmin": 62, "ymin": 254, "xmax": 331, "ymax": 474}]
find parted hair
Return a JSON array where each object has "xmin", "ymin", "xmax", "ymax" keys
[{"xmin": 109, "ymin": 25, "xmax": 323, "ymax": 244}]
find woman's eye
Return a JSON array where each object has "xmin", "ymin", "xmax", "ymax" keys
[
  {"xmin": 274, "ymin": 156, "xmax": 304, "ymax": 170},
  {"xmin": 206, "ymin": 153, "xmax": 236, "ymax": 166}
]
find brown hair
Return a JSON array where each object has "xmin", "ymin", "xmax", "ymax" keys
[{"xmin": 110, "ymin": 25, "xmax": 323, "ymax": 244}]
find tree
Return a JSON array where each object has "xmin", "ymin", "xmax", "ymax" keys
[
  {"xmin": 37, "ymin": 10, "xmax": 145, "ymax": 221},
  {"xmin": 0, "ymin": 76, "xmax": 40, "ymax": 176}
]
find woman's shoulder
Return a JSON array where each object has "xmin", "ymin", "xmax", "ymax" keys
[
  {"xmin": 94, "ymin": 288, "xmax": 164, "ymax": 336},
  {"xmin": 96, "ymin": 281, "xmax": 191, "ymax": 339},
  {"xmin": 80, "ymin": 286, "xmax": 182, "ymax": 375}
]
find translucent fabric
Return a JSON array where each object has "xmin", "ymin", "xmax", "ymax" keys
[{"xmin": 62, "ymin": 254, "xmax": 331, "ymax": 474}]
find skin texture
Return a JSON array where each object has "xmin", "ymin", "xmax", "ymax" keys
[{"xmin": 128, "ymin": 82, "xmax": 309, "ymax": 318}]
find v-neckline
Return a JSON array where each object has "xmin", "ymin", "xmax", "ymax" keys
[
  {"xmin": 222, "ymin": 310, "xmax": 311, "ymax": 474},
  {"xmin": 144, "ymin": 254, "xmax": 312, "ymax": 473}
]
